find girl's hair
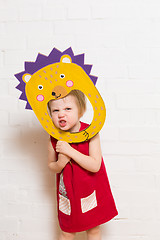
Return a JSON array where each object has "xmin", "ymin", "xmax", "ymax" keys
[
  {"xmin": 48, "ymin": 90, "xmax": 86, "ymax": 117},
  {"xmin": 68, "ymin": 90, "xmax": 86, "ymax": 117}
]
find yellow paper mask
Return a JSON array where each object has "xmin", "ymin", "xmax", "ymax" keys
[{"xmin": 15, "ymin": 47, "xmax": 106, "ymax": 143}]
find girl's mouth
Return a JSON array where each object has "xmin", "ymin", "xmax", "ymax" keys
[{"xmin": 59, "ymin": 120, "xmax": 66, "ymax": 128}]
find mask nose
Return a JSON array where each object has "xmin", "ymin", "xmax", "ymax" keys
[{"xmin": 52, "ymin": 85, "xmax": 68, "ymax": 98}]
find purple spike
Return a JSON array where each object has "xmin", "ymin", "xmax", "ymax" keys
[
  {"xmin": 14, "ymin": 71, "xmax": 25, "ymax": 81},
  {"xmin": 90, "ymin": 75, "xmax": 98, "ymax": 85},
  {"xmin": 73, "ymin": 54, "xmax": 84, "ymax": 67},
  {"xmin": 16, "ymin": 82, "xmax": 25, "ymax": 92},
  {"xmin": 34, "ymin": 49, "xmax": 62, "ymax": 69},
  {"xmin": 48, "ymin": 48, "xmax": 62, "ymax": 60},
  {"xmin": 36, "ymin": 53, "xmax": 48, "ymax": 63},
  {"xmin": 62, "ymin": 47, "xmax": 74, "ymax": 60},
  {"xmin": 16, "ymin": 83, "xmax": 22, "ymax": 90},
  {"xmin": 47, "ymin": 49, "xmax": 62, "ymax": 64},
  {"xmin": 25, "ymin": 62, "xmax": 37, "ymax": 74},
  {"xmin": 83, "ymin": 64, "xmax": 92, "ymax": 75},
  {"xmin": 25, "ymin": 102, "xmax": 32, "ymax": 110},
  {"xmin": 19, "ymin": 92, "xmax": 26, "ymax": 100}
]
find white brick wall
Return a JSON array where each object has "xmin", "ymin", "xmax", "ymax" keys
[{"xmin": 0, "ymin": 0, "xmax": 160, "ymax": 239}]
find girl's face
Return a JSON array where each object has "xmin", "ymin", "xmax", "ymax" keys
[{"xmin": 49, "ymin": 95, "xmax": 80, "ymax": 133}]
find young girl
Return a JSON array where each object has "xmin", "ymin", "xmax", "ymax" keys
[{"xmin": 48, "ymin": 90, "xmax": 118, "ymax": 240}]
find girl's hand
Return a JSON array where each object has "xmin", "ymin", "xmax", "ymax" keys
[{"xmin": 56, "ymin": 141, "xmax": 72, "ymax": 156}]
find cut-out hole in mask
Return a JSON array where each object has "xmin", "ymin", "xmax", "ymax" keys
[{"xmin": 47, "ymin": 90, "xmax": 93, "ymax": 133}]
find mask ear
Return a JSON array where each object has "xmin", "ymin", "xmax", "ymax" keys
[
  {"xmin": 22, "ymin": 73, "xmax": 32, "ymax": 83},
  {"xmin": 60, "ymin": 55, "xmax": 72, "ymax": 63}
]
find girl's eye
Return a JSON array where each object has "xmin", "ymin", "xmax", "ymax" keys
[
  {"xmin": 53, "ymin": 109, "xmax": 58, "ymax": 112},
  {"xmin": 60, "ymin": 74, "xmax": 65, "ymax": 79},
  {"xmin": 38, "ymin": 85, "xmax": 43, "ymax": 90},
  {"xmin": 66, "ymin": 108, "xmax": 71, "ymax": 110}
]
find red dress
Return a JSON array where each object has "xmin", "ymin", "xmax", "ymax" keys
[{"xmin": 50, "ymin": 122, "xmax": 118, "ymax": 233}]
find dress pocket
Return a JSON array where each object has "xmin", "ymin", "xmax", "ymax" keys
[
  {"xmin": 81, "ymin": 190, "xmax": 97, "ymax": 213},
  {"xmin": 59, "ymin": 194, "xmax": 71, "ymax": 215}
]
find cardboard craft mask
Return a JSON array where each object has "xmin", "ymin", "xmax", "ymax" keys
[{"xmin": 15, "ymin": 47, "xmax": 106, "ymax": 143}]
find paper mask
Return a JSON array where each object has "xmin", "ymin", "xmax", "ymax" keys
[{"xmin": 15, "ymin": 47, "xmax": 106, "ymax": 143}]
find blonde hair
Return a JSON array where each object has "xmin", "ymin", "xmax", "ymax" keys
[{"xmin": 48, "ymin": 90, "xmax": 86, "ymax": 117}]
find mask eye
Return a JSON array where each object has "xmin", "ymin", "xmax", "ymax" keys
[
  {"xmin": 38, "ymin": 85, "xmax": 43, "ymax": 90},
  {"xmin": 60, "ymin": 74, "xmax": 65, "ymax": 79}
]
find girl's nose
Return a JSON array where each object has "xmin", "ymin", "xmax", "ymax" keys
[{"xmin": 58, "ymin": 111, "xmax": 65, "ymax": 118}]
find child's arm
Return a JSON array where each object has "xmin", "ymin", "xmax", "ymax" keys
[
  {"xmin": 48, "ymin": 140, "xmax": 71, "ymax": 173},
  {"xmin": 56, "ymin": 134, "xmax": 102, "ymax": 173}
]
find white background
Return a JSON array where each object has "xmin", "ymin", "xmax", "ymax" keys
[{"xmin": 0, "ymin": 0, "xmax": 160, "ymax": 239}]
